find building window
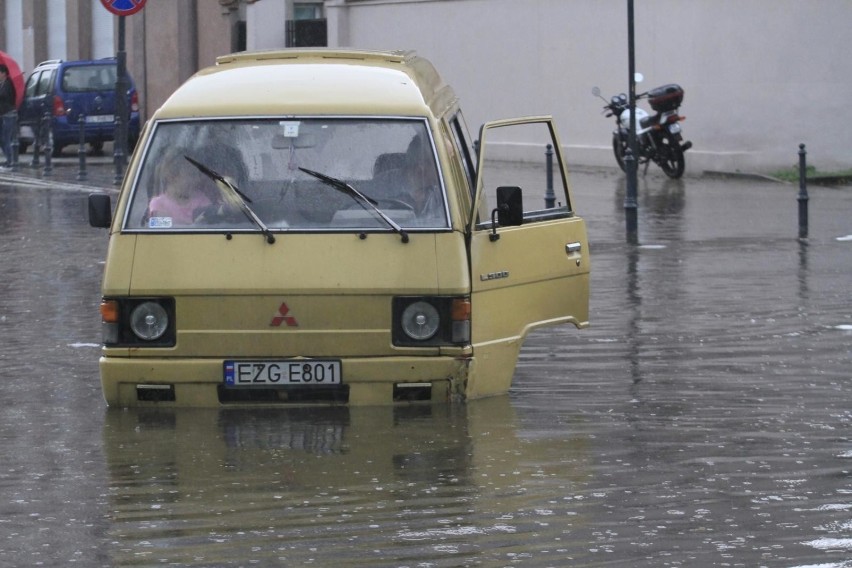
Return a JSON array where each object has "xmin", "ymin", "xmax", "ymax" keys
[
  {"xmin": 287, "ymin": 3, "xmax": 327, "ymax": 47},
  {"xmin": 294, "ymin": 3, "xmax": 323, "ymax": 20}
]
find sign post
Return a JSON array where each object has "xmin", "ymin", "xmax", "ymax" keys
[
  {"xmin": 624, "ymin": 0, "xmax": 638, "ymax": 242},
  {"xmin": 99, "ymin": 0, "xmax": 146, "ymax": 184}
]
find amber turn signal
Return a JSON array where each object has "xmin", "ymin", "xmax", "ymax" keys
[{"xmin": 100, "ymin": 299, "xmax": 120, "ymax": 323}]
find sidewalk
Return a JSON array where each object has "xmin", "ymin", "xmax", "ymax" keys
[{"xmin": 0, "ymin": 148, "xmax": 120, "ymax": 192}]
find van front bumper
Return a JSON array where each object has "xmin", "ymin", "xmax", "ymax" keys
[{"xmin": 100, "ymin": 355, "xmax": 473, "ymax": 407}]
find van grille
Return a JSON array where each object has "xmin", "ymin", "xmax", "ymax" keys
[{"xmin": 217, "ymin": 385, "xmax": 349, "ymax": 404}]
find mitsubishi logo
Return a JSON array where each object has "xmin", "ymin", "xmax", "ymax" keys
[{"xmin": 270, "ymin": 302, "xmax": 299, "ymax": 327}]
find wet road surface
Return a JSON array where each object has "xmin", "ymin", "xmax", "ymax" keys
[{"xmin": 0, "ymin": 167, "xmax": 850, "ymax": 567}]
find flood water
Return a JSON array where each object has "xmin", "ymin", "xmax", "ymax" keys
[{"xmin": 0, "ymin": 169, "xmax": 850, "ymax": 567}]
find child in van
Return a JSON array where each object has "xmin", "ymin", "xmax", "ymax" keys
[{"xmin": 147, "ymin": 150, "xmax": 213, "ymax": 226}]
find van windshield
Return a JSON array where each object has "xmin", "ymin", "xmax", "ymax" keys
[{"xmin": 123, "ymin": 118, "xmax": 450, "ymax": 232}]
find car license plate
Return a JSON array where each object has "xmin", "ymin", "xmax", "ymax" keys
[
  {"xmin": 85, "ymin": 114, "xmax": 114, "ymax": 124},
  {"xmin": 224, "ymin": 360, "xmax": 342, "ymax": 387}
]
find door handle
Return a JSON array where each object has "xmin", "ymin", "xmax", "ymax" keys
[{"xmin": 566, "ymin": 242, "xmax": 582, "ymax": 254}]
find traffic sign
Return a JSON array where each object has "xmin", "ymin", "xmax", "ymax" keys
[{"xmin": 100, "ymin": 0, "xmax": 146, "ymax": 17}]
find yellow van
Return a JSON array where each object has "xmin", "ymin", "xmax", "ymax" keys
[{"xmin": 88, "ymin": 49, "xmax": 589, "ymax": 406}]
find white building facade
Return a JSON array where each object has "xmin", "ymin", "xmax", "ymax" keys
[{"xmin": 3, "ymin": 0, "xmax": 850, "ymax": 173}]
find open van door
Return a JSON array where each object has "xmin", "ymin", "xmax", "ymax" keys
[{"xmin": 466, "ymin": 116, "xmax": 589, "ymax": 397}]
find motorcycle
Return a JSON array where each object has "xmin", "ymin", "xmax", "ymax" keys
[{"xmin": 593, "ymin": 81, "xmax": 693, "ymax": 179}]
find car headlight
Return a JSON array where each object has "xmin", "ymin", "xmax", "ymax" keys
[{"xmin": 130, "ymin": 301, "xmax": 170, "ymax": 341}]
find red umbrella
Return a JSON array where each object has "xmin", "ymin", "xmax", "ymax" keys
[{"xmin": 0, "ymin": 51, "xmax": 24, "ymax": 108}]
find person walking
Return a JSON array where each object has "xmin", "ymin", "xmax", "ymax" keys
[{"xmin": 0, "ymin": 64, "xmax": 17, "ymax": 168}]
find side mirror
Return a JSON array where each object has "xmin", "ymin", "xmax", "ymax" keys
[
  {"xmin": 88, "ymin": 193, "xmax": 112, "ymax": 228},
  {"xmin": 489, "ymin": 186, "xmax": 523, "ymax": 241}
]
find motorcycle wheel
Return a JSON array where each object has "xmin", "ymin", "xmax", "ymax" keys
[
  {"xmin": 657, "ymin": 134, "xmax": 685, "ymax": 179},
  {"xmin": 612, "ymin": 134, "xmax": 627, "ymax": 173}
]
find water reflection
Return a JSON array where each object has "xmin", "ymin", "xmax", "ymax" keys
[
  {"xmin": 3, "ymin": 176, "xmax": 852, "ymax": 566},
  {"xmin": 102, "ymin": 399, "xmax": 592, "ymax": 566}
]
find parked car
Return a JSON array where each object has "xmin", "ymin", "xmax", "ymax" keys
[
  {"xmin": 18, "ymin": 58, "xmax": 140, "ymax": 156},
  {"xmin": 88, "ymin": 49, "xmax": 590, "ymax": 407}
]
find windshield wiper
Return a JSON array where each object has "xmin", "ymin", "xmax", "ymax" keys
[
  {"xmin": 298, "ymin": 167, "xmax": 409, "ymax": 243},
  {"xmin": 184, "ymin": 156, "xmax": 275, "ymax": 244}
]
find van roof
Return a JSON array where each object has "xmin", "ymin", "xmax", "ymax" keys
[{"xmin": 154, "ymin": 49, "xmax": 459, "ymax": 120}]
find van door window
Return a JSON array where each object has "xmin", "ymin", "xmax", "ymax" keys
[
  {"xmin": 472, "ymin": 119, "xmax": 574, "ymax": 230},
  {"xmin": 448, "ymin": 112, "xmax": 476, "ymax": 201}
]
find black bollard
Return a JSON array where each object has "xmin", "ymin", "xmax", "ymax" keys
[
  {"xmin": 544, "ymin": 144, "xmax": 555, "ymax": 209},
  {"xmin": 42, "ymin": 111, "xmax": 53, "ymax": 176},
  {"xmin": 798, "ymin": 143, "xmax": 809, "ymax": 240},
  {"xmin": 9, "ymin": 113, "xmax": 19, "ymax": 170},
  {"xmin": 77, "ymin": 114, "xmax": 87, "ymax": 181},
  {"xmin": 31, "ymin": 112, "xmax": 42, "ymax": 168}
]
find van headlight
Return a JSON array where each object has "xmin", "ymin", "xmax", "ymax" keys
[
  {"xmin": 393, "ymin": 297, "xmax": 470, "ymax": 347},
  {"xmin": 130, "ymin": 301, "xmax": 170, "ymax": 341},
  {"xmin": 401, "ymin": 301, "xmax": 440, "ymax": 340},
  {"xmin": 100, "ymin": 297, "xmax": 176, "ymax": 347}
]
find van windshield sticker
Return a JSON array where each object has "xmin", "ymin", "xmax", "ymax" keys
[
  {"xmin": 148, "ymin": 217, "xmax": 173, "ymax": 228},
  {"xmin": 281, "ymin": 121, "xmax": 300, "ymax": 137}
]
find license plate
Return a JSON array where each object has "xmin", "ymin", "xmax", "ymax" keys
[
  {"xmin": 224, "ymin": 360, "xmax": 342, "ymax": 387},
  {"xmin": 85, "ymin": 114, "xmax": 114, "ymax": 124}
]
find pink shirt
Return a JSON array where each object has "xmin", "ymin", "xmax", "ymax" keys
[{"xmin": 148, "ymin": 192, "xmax": 212, "ymax": 225}]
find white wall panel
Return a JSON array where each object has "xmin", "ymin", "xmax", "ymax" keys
[
  {"xmin": 92, "ymin": 1, "xmax": 115, "ymax": 59},
  {"xmin": 46, "ymin": 0, "xmax": 67, "ymax": 60}
]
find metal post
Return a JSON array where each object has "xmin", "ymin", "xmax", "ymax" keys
[
  {"xmin": 114, "ymin": 15, "xmax": 129, "ymax": 185},
  {"xmin": 624, "ymin": 148, "xmax": 638, "ymax": 244},
  {"xmin": 544, "ymin": 143, "xmax": 555, "ymax": 209},
  {"xmin": 31, "ymin": 109, "xmax": 42, "ymax": 168},
  {"xmin": 77, "ymin": 113, "xmax": 88, "ymax": 181},
  {"xmin": 624, "ymin": 0, "xmax": 639, "ymax": 238},
  {"xmin": 798, "ymin": 143, "xmax": 809, "ymax": 239},
  {"xmin": 9, "ymin": 113, "xmax": 19, "ymax": 170},
  {"xmin": 42, "ymin": 111, "xmax": 52, "ymax": 176}
]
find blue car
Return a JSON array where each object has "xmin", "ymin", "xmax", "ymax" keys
[{"xmin": 17, "ymin": 58, "xmax": 140, "ymax": 156}]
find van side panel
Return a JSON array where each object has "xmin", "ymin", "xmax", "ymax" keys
[{"xmin": 467, "ymin": 217, "xmax": 590, "ymax": 398}]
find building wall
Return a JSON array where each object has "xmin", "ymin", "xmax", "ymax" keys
[
  {"xmin": 1, "ymin": 0, "xmax": 849, "ymax": 173},
  {"xmin": 319, "ymin": 0, "xmax": 852, "ymax": 172},
  {"xmin": 124, "ymin": 0, "xmax": 242, "ymax": 120}
]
